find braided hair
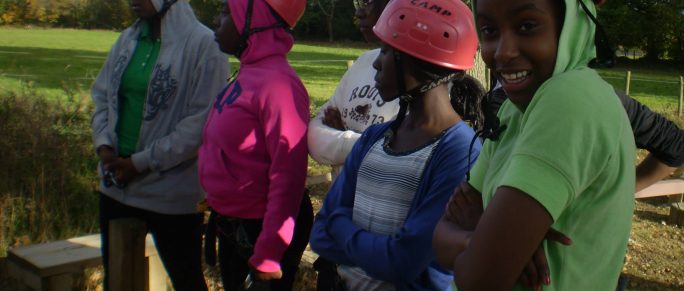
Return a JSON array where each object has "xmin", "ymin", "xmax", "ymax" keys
[{"xmin": 388, "ymin": 52, "xmax": 487, "ymax": 139}]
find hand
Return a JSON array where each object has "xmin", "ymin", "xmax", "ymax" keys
[
  {"xmin": 106, "ymin": 158, "xmax": 139, "ymax": 185},
  {"xmin": 98, "ymin": 145, "xmax": 117, "ymax": 187},
  {"xmin": 249, "ymin": 265, "xmax": 283, "ymax": 281},
  {"xmin": 444, "ymin": 182, "xmax": 483, "ymax": 230},
  {"xmin": 518, "ymin": 229, "xmax": 572, "ymax": 290},
  {"xmin": 322, "ymin": 107, "xmax": 345, "ymax": 130},
  {"xmin": 97, "ymin": 145, "xmax": 116, "ymax": 166}
]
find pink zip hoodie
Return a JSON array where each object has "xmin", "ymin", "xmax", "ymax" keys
[{"xmin": 198, "ymin": 0, "xmax": 310, "ymax": 273}]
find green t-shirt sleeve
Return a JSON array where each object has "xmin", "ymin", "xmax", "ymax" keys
[{"xmin": 498, "ymin": 71, "xmax": 622, "ymax": 221}]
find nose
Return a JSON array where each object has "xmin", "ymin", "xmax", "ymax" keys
[
  {"xmin": 372, "ymin": 55, "xmax": 381, "ymax": 71},
  {"xmin": 493, "ymin": 31, "xmax": 519, "ymax": 64}
]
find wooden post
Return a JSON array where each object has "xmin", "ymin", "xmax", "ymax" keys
[
  {"xmin": 147, "ymin": 254, "xmax": 168, "ymax": 291},
  {"xmin": 346, "ymin": 60, "xmax": 354, "ymax": 69},
  {"xmin": 109, "ymin": 218, "xmax": 147, "ymax": 291},
  {"xmin": 669, "ymin": 194, "xmax": 684, "ymax": 204},
  {"xmin": 668, "ymin": 202, "xmax": 684, "ymax": 228},
  {"xmin": 43, "ymin": 273, "xmax": 74, "ymax": 290},
  {"xmin": 678, "ymin": 76, "xmax": 683, "ymax": 117},
  {"xmin": 625, "ymin": 71, "xmax": 631, "ymax": 95}
]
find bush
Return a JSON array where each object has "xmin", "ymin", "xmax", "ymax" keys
[{"xmin": 0, "ymin": 84, "xmax": 99, "ymax": 256}]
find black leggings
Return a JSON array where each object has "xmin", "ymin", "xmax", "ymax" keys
[
  {"xmin": 99, "ymin": 193, "xmax": 208, "ymax": 291},
  {"xmin": 216, "ymin": 193, "xmax": 314, "ymax": 291}
]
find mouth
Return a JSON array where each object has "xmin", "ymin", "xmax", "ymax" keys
[
  {"xmin": 499, "ymin": 70, "xmax": 530, "ymax": 84},
  {"xmin": 497, "ymin": 70, "xmax": 533, "ymax": 101}
]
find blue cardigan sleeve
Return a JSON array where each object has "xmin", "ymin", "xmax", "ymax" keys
[
  {"xmin": 318, "ymin": 126, "xmax": 480, "ymax": 285},
  {"xmin": 309, "ymin": 124, "xmax": 382, "ymax": 266}
]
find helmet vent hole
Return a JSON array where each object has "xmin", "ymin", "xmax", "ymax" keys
[
  {"xmin": 443, "ymin": 32, "xmax": 449, "ymax": 38},
  {"xmin": 399, "ymin": 14, "xmax": 405, "ymax": 20}
]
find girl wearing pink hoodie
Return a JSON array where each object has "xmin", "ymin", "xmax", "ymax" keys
[{"xmin": 198, "ymin": 0, "xmax": 311, "ymax": 290}]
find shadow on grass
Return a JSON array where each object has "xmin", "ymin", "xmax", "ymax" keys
[
  {"xmin": 0, "ymin": 45, "xmax": 356, "ymax": 97},
  {"xmin": 0, "ymin": 46, "xmax": 111, "ymax": 91},
  {"xmin": 289, "ymin": 49, "xmax": 360, "ymax": 62},
  {"xmin": 622, "ymin": 273, "xmax": 684, "ymax": 291},
  {"xmin": 634, "ymin": 209, "xmax": 670, "ymax": 224}
]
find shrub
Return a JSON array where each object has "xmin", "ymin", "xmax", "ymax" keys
[{"xmin": 0, "ymin": 84, "xmax": 99, "ymax": 256}]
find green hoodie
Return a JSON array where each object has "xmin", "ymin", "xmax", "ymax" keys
[{"xmin": 468, "ymin": 0, "xmax": 636, "ymax": 290}]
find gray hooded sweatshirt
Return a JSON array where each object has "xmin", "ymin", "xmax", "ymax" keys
[{"xmin": 91, "ymin": 0, "xmax": 228, "ymax": 214}]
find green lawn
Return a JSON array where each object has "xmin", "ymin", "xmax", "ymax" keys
[{"xmin": 0, "ymin": 27, "xmax": 369, "ymax": 106}]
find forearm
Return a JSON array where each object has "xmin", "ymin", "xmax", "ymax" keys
[
  {"xmin": 432, "ymin": 216, "xmax": 472, "ymax": 268},
  {"xmin": 453, "ymin": 187, "xmax": 552, "ymax": 291},
  {"xmin": 636, "ymin": 153, "xmax": 676, "ymax": 192},
  {"xmin": 308, "ymin": 115, "xmax": 360, "ymax": 165},
  {"xmin": 326, "ymin": 207, "xmax": 443, "ymax": 284}
]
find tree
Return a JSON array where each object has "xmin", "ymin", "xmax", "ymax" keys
[
  {"xmin": 599, "ymin": 0, "xmax": 684, "ymax": 61},
  {"xmin": 312, "ymin": 0, "xmax": 338, "ymax": 42}
]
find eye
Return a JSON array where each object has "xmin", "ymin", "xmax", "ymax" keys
[
  {"xmin": 519, "ymin": 21, "xmax": 539, "ymax": 32},
  {"xmin": 479, "ymin": 25, "xmax": 496, "ymax": 37}
]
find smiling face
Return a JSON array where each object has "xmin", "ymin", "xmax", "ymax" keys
[
  {"xmin": 130, "ymin": 0, "xmax": 157, "ymax": 19},
  {"xmin": 213, "ymin": 2, "xmax": 241, "ymax": 55},
  {"xmin": 476, "ymin": 0, "xmax": 563, "ymax": 108}
]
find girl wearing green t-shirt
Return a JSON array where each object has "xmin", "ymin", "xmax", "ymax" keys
[{"xmin": 433, "ymin": 0, "xmax": 635, "ymax": 290}]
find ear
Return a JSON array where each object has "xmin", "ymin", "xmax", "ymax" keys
[{"xmin": 400, "ymin": 55, "xmax": 423, "ymax": 86}]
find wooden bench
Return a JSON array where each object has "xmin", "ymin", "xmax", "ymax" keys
[
  {"xmin": 636, "ymin": 178, "xmax": 684, "ymax": 227},
  {"xmin": 6, "ymin": 219, "xmax": 167, "ymax": 291},
  {"xmin": 635, "ymin": 179, "xmax": 684, "ymax": 199}
]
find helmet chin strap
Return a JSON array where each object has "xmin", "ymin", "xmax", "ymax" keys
[
  {"xmin": 387, "ymin": 50, "xmax": 459, "ymax": 140},
  {"xmin": 235, "ymin": 0, "xmax": 289, "ymax": 59},
  {"xmin": 392, "ymin": 51, "xmax": 460, "ymax": 103}
]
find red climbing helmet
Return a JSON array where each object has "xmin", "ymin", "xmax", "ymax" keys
[
  {"xmin": 265, "ymin": 0, "xmax": 306, "ymax": 28},
  {"xmin": 373, "ymin": 0, "xmax": 478, "ymax": 70}
]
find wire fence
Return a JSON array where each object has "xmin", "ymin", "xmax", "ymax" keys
[{"xmin": 601, "ymin": 71, "xmax": 684, "ymax": 116}]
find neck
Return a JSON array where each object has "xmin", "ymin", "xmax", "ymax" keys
[
  {"xmin": 403, "ymin": 84, "xmax": 461, "ymax": 130},
  {"xmin": 148, "ymin": 17, "xmax": 162, "ymax": 39}
]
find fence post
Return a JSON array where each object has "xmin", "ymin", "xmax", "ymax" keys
[
  {"xmin": 625, "ymin": 71, "xmax": 631, "ymax": 95},
  {"xmin": 679, "ymin": 76, "xmax": 683, "ymax": 117},
  {"xmin": 109, "ymin": 218, "xmax": 147, "ymax": 291}
]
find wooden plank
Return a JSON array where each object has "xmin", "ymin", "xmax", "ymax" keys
[
  {"xmin": 635, "ymin": 179, "xmax": 684, "ymax": 199},
  {"xmin": 7, "ymin": 234, "xmax": 102, "ymax": 277},
  {"xmin": 7, "ymin": 233, "xmax": 158, "ymax": 278},
  {"xmin": 108, "ymin": 218, "xmax": 147, "ymax": 291},
  {"xmin": 6, "ymin": 259, "xmax": 42, "ymax": 290}
]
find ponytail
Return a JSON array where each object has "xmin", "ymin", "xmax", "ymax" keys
[{"xmin": 450, "ymin": 74, "xmax": 485, "ymax": 132}]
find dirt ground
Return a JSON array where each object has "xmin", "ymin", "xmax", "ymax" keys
[{"xmin": 0, "ymin": 183, "xmax": 682, "ymax": 290}]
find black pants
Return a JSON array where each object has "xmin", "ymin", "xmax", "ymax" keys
[
  {"xmin": 99, "ymin": 193, "xmax": 208, "ymax": 291},
  {"xmin": 216, "ymin": 193, "xmax": 314, "ymax": 291}
]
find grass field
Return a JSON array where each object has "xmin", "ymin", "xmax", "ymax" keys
[
  {"xmin": 0, "ymin": 27, "xmax": 370, "ymax": 107},
  {"xmin": 1, "ymin": 27, "xmax": 684, "ymax": 290}
]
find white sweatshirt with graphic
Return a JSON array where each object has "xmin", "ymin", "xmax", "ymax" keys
[{"xmin": 308, "ymin": 49, "xmax": 400, "ymax": 176}]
